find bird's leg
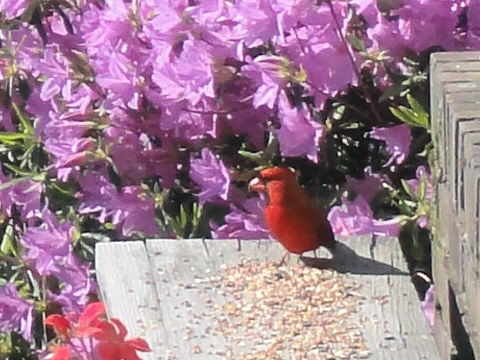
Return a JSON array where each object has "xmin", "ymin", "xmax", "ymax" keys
[
  {"xmin": 369, "ymin": 235, "xmax": 377, "ymax": 259},
  {"xmin": 313, "ymin": 249, "xmax": 318, "ymax": 258},
  {"xmin": 278, "ymin": 251, "xmax": 290, "ymax": 267}
]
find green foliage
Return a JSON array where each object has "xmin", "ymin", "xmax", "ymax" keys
[{"xmin": 390, "ymin": 94, "xmax": 430, "ymax": 130}]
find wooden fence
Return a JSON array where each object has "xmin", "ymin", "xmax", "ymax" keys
[{"xmin": 431, "ymin": 51, "xmax": 480, "ymax": 359}]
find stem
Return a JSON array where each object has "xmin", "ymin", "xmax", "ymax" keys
[
  {"xmin": 325, "ymin": 0, "xmax": 383, "ymax": 124},
  {"xmin": 41, "ymin": 277, "xmax": 48, "ymax": 347},
  {"xmin": 182, "ymin": 106, "xmax": 250, "ymax": 116}
]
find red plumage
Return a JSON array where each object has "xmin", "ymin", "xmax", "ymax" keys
[{"xmin": 249, "ymin": 167, "xmax": 335, "ymax": 254}]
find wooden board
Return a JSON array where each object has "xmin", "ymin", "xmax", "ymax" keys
[
  {"xmin": 95, "ymin": 237, "xmax": 439, "ymax": 359},
  {"xmin": 430, "ymin": 51, "xmax": 480, "ymax": 359}
]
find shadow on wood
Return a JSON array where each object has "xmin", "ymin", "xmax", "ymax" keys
[{"xmin": 301, "ymin": 242, "xmax": 409, "ymax": 276}]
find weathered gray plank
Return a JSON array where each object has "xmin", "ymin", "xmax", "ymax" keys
[
  {"xmin": 95, "ymin": 241, "xmax": 168, "ymax": 360},
  {"xmin": 145, "ymin": 239, "xmax": 297, "ymax": 359},
  {"xmin": 302, "ymin": 238, "xmax": 438, "ymax": 360},
  {"xmin": 96, "ymin": 237, "xmax": 439, "ymax": 359}
]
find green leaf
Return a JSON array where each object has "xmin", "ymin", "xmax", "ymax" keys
[
  {"xmin": 191, "ymin": 202, "xmax": 203, "ymax": 230},
  {"xmin": 0, "ymin": 132, "xmax": 29, "ymax": 145},
  {"xmin": 406, "ymin": 94, "xmax": 429, "ymax": 128},
  {"xmin": 390, "ymin": 106, "xmax": 416, "ymax": 125},
  {"xmin": 1, "ymin": 220, "xmax": 14, "ymax": 256},
  {"xmin": 237, "ymin": 149, "xmax": 264, "ymax": 163},
  {"xmin": 401, "ymin": 179, "xmax": 414, "ymax": 198},
  {"xmin": 180, "ymin": 204, "xmax": 188, "ymax": 230},
  {"xmin": 2, "ymin": 163, "xmax": 36, "ymax": 177},
  {"xmin": 12, "ymin": 103, "xmax": 33, "ymax": 135},
  {"xmin": 389, "ymin": 95, "xmax": 430, "ymax": 131},
  {"xmin": 418, "ymin": 178, "xmax": 426, "ymax": 202},
  {"xmin": 347, "ymin": 34, "xmax": 366, "ymax": 52}
]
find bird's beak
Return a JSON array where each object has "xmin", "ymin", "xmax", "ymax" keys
[{"xmin": 248, "ymin": 177, "xmax": 265, "ymax": 193}]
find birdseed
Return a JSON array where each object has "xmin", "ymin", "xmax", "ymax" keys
[{"xmin": 207, "ymin": 258, "xmax": 370, "ymax": 359}]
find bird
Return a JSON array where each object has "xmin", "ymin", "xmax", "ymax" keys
[{"xmin": 249, "ymin": 166, "xmax": 336, "ymax": 259}]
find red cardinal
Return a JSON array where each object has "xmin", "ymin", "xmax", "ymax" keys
[{"xmin": 249, "ymin": 166, "xmax": 336, "ymax": 255}]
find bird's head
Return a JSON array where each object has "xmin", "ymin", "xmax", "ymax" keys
[{"xmin": 248, "ymin": 167, "xmax": 297, "ymax": 203}]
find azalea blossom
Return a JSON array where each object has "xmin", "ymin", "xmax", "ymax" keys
[
  {"xmin": 0, "ymin": 283, "xmax": 34, "ymax": 341},
  {"xmin": 190, "ymin": 148, "xmax": 232, "ymax": 205},
  {"xmin": 328, "ymin": 196, "xmax": 402, "ymax": 237},
  {"xmin": 370, "ymin": 125, "xmax": 412, "ymax": 166},
  {"xmin": 421, "ymin": 285, "xmax": 435, "ymax": 328}
]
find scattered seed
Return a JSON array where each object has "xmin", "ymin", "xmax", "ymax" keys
[
  {"xmin": 191, "ymin": 345, "xmax": 201, "ymax": 354},
  {"xmin": 203, "ymin": 260, "xmax": 369, "ymax": 359}
]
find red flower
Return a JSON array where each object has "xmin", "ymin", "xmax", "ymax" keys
[
  {"xmin": 95, "ymin": 318, "xmax": 151, "ymax": 360},
  {"xmin": 44, "ymin": 302, "xmax": 150, "ymax": 360},
  {"xmin": 76, "ymin": 301, "xmax": 106, "ymax": 337},
  {"xmin": 50, "ymin": 346, "xmax": 70, "ymax": 360},
  {"xmin": 45, "ymin": 314, "xmax": 71, "ymax": 338}
]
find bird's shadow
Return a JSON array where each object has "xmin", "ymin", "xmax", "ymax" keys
[{"xmin": 300, "ymin": 242, "xmax": 408, "ymax": 276}]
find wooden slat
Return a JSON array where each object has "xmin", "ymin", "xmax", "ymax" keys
[
  {"xmin": 302, "ymin": 238, "xmax": 437, "ymax": 360},
  {"xmin": 95, "ymin": 241, "xmax": 168, "ymax": 360},
  {"xmin": 96, "ymin": 237, "xmax": 439, "ymax": 359},
  {"xmin": 430, "ymin": 51, "xmax": 480, "ymax": 359},
  {"xmin": 145, "ymin": 238, "xmax": 297, "ymax": 359}
]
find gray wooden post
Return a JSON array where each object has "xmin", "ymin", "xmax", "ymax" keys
[{"xmin": 430, "ymin": 51, "xmax": 480, "ymax": 359}]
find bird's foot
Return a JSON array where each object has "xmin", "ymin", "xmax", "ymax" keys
[
  {"xmin": 277, "ymin": 252, "xmax": 291, "ymax": 267},
  {"xmin": 369, "ymin": 236, "xmax": 377, "ymax": 259}
]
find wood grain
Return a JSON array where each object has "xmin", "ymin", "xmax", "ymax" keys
[
  {"xmin": 96, "ymin": 237, "xmax": 439, "ymax": 359},
  {"xmin": 95, "ymin": 241, "xmax": 168, "ymax": 360}
]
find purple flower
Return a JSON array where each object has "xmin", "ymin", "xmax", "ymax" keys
[
  {"xmin": 80, "ymin": 0, "xmax": 134, "ymax": 57},
  {"xmin": 421, "ymin": 284, "xmax": 435, "ymax": 329},
  {"xmin": 231, "ymin": 0, "xmax": 279, "ymax": 47},
  {"xmin": 109, "ymin": 186, "xmax": 160, "ymax": 237},
  {"xmin": 20, "ymin": 210, "xmax": 73, "ymax": 276},
  {"xmin": 41, "ymin": 111, "xmax": 102, "ymax": 180},
  {"xmin": 190, "ymin": 148, "xmax": 231, "ymax": 205},
  {"xmin": 242, "ymin": 55, "xmax": 289, "ymax": 109},
  {"xmin": 277, "ymin": 93, "xmax": 324, "ymax": 163},
  {"xmin": 0, "ymin": 283, "xmax": 34, "ymax": 341},
  {"xmin": 404, "ymin": 165, "xmax": 432, "ymax": 228},
  {"xmin": 11, "ymin": 180, "xmax": 43, "ymax": 220},
  {"xmin": 366, "ymin": 12, "xmax": 406, "ymax": 60},
  {"xmin": 370, "ymin": 125, "xmax": 412, "ymax": 166},
  {"xmin": 404, "ymin": 165, "xmax": 433, "ymax": 201},
  {"xmin": 396, "ymin": 0, "xmax": 460, "ymax": 53},
  {"xmin": 345, "ymin": 166, "xmax": 387, "ymax": 203},
  {"xmin": 279, "ymin": 4, "xmax": 356, "ymax": 106},
  {"xmin": 93, "ymin": 43, "xmax": 141, "ymax": 110},
  {"xmin": 20, "ymin": 209, "xmax": 97, "ymax": 314},
  {"xmin": 327, "ymin": 196, "xmax": 402, "ymax": 237},
  {"xmin": 150, "ymin": 39, "xmax": 215, "ymax": 106},
  {"xmin": 48, "ymin": 254, "xmax": 97, "ymax": 314},
  {"xmin": 103, "ymin": 114, "xmax": 178, "ymax": 187},
  {"xmin": 466, "ymin": 3, "xmax": 480, "ymax": 49},
  {"xmin": 222, "ymin": 107, "xmax": 269, "ymax": 150},
  {"xmin": 211, "ymin": 198, "xmax": 269, "ymax": 239},
  {"xmin": 77, "ymin": 174, "xmax": 159, "ymax": 236},
  {"xmin": 0, "ymin": 105, "xmax": 15, "ymax": 132},
  {"xmin": 0, "ymin": 0, "xmax": 28, "ymax": 19},
  {"xmin": 0, "ymin": 170, "xmax": 42, "ymax": 221}
]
